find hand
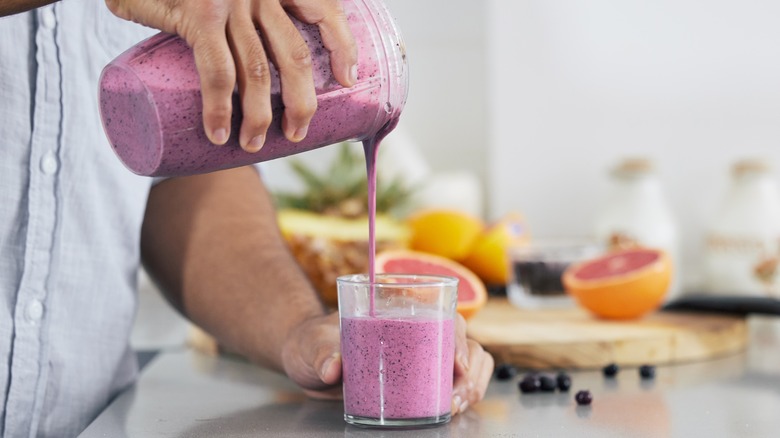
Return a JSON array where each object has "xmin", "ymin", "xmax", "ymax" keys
[
  {"xmin": 452, "ymin": 313, "xmax": 494, "ymax": 415},
  {"xmin": 281, "ymin": 311, "xmax": 495, "ymax": 415},
  {"xmin": 281, "ymin": 312, "xmax": 343, "ymax": 400},
  {"xmin": 104, "ymin": 0, "xmax": 357, "ymax": 152}
]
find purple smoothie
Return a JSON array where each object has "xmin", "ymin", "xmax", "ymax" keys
[
  {"xmin": 341, "ymin": 314, "xmax": 454, "ymax": 421},
  {"xmin": 99, "ymin": 3, "xmax": 407, "ymax": 177}
]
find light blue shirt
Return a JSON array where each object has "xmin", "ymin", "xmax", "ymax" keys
[{"xmin": 0, "ymin": 1, "xmax": 155, "ymax": 436}]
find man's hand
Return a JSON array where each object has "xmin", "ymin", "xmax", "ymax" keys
[
  {"xmin": 104, "ymin": 0, "xmax": 357, "ymax": 152},
  {"xmin": 281, "ymin": 311, "xmax": 495, "ymax": 414},
  {"xmin": 281, "ymin": 312, "xmax": 343, "ymax": 399},
  {"xmin": 451, "ymin": 313, "xmax": 494, "ymax": 415}
]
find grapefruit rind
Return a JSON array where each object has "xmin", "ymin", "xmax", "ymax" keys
[
  {"xmin": 562, "ymin": 248, "xmax": 672, "ymax": 320},
  {"xmin": 375, "ymin": 249, "xmax": 488, "ymax": 320}
]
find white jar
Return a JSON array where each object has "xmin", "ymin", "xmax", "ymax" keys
[
  {"xmin": 702, "ymin": 159, "xmax": 780, "ymax": 297},
  {"xmin": 594, "ymin": 158, "xmax": 680, "ymax": 299}
]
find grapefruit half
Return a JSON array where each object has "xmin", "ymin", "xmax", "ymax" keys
[
  {"xmin": 562, "ymin": 247, "xmax": 672, "ymax": 320},
  {"xmin": 375, "ymin": 250, "xmax": 488, "ymax": 320}
]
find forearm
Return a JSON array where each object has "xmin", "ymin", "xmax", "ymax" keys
[
  {"xmin": 140, "ymin": 166, "xmax": 325, "ymax": 371},
  {"xmin": 0, "ymin": 0, "xmax": 56, "ymax": 16}
]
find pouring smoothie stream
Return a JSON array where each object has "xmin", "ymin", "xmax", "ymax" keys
[{"xmin": 99, "ymin": 0, "xmax": 455, "ymax": 428}]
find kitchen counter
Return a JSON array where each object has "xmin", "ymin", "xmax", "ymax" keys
[{"xmin": 80, "ymin": 317, "xmax": 780, "ymax": 438}]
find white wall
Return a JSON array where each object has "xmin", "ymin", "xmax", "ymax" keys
[{"xmin": 487, "ymin": 0, "xmax": 780, "ymax": 287}]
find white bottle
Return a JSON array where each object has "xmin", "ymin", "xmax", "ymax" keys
[
  {"xmin": 594, "ymin": 158, "xmax": 681, "ymax": 299},
  {"xmin": 702, "ymin": 159, "xmax": 780, "ymax": 297}
]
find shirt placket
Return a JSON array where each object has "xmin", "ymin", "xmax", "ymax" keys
[{"xmin": 3, "ymin": 5, "xmax": 62, "ymax": 437}]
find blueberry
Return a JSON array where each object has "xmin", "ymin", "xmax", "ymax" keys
[
  {"xmin": 575, "ymin": 390, "xmax": 593, "ymax": 405},
  {"xmin": 518, "ymin": 375, "xmax": 541, "ymax": 393},
  {"xmin": 494, "ymin": 363, "xmax": 517, "ymax": 381},
  {"xmin": 639, "ymin": 365, "xmax": 656, "ymax": 379},
  {"xmin": 556, "ymin": 372, "xmax": 572, "ymax": 391},
  {"xmin": 602, "ymin": 363, "xmax": 619, "ymax": 377},
  {"xmin": 539, "ymin": 375, "xmax": 557, "ymax": 392}
]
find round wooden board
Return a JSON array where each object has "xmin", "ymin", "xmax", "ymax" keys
[{"xmin": 466, "ymin": 299, "xmax": 748, "ymax": 369}]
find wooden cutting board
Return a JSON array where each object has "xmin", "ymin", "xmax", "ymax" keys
[{"xmin": 467, "ymin": 299, "xmax": 748, "ymax": 369}]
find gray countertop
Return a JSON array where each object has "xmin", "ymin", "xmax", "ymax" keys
[{"xmin": 81, "ymin": 317, "xmax": 780, "ymax": 438}]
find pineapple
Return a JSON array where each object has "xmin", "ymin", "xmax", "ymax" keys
[{"xmin": 274, "ymin": 142, "xmax": 413, "ymax": 307}]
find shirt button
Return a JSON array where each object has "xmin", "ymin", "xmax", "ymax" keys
[
  {"xmin": 40, "ymin": 8, "xmax": 56, "ymax": 29},
  {"xmin": 41, "ymin": 151, "xmax": 59, "ymax": 175},
  {"xmin": 26, "ymin": 299, "xmax": 44, "ymax": 322}
]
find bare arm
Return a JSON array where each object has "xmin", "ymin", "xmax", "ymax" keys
[
  {"xmin": 140, "ymin": 166, "xmax": 325, "ymax": 373},
  {"xmin": 0, "ymin": 0, "xmax": 56, "ymax": 16}
]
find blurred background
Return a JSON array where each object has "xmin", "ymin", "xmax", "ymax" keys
[{"xmin": 132, "ymin": 0, "xmax": 780, "ymax": 349}]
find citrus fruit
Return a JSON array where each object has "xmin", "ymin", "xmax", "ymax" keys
[
  {"xmin": 375, "ymin": 249, "xmax": 488, "ymax": 319},
  {"xmin": 407, "ymin": 209, "xmax": 484, "ymax": 261},
  {"xmin": 562, "ymin": 247, "xmax": 672, "ymax": 320},
  {"xmin": 462, "ymin": 212, "xmax": 530, "ymax": 285}
]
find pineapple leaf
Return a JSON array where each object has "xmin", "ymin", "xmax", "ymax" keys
[{"xmin": 289, "ymin": 159, "xmax": 324, "ymax": 190}]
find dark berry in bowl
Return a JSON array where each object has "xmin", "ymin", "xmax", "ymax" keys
[
  {"xmin": 639, "ymin": 365, "xmax": 656, "ymax": 379},
  {"xmin": 602, "ymin": 363, "xmax": 619, "ymax": 377},
  {"xmin": 575, "ymin": 390, "xmax": 593, "ymax": 405},
  {"xmin": 518, "ymin": 375, "xmax": 541, "ymax": 393},
  {"xmin": 556, "ymin": 372, "xmax": 572, "ymax": 391},
  {"xmin": 539, "ymin": 375, "xmax": 557, "ymax": 392},
  {"xmin": 495, "ymin": 363, "xmax": 517, "ymax": 381}
]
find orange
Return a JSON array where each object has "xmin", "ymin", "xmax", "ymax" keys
[
  {"xmin": 462, "ymin": 212, "xmax": 530, "ymax": 285},
  {"xmin": 562, "ymin": 247, "xmax": 672, "ymax": 320},
  {"xmin": 375, "ymin": 249, "xmax": 488, "ymax": 320},
  {"xmin": 407, "ymin": 209, "xmax": 484, "ymax": 261}
]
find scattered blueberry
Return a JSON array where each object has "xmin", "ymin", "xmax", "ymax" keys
[
  {"xmin": 495, "ymin": 363, "xmax": 517, "ymax": 381},
  {"xmin": 518, "ymin": 375, "xmax": 541, "ymax": 393},
  {"xmin": 539, "ymin": 375, "xmax": 557, "ymax": 392},
  {"xmin": 639, "ymin": 365, "xmax": 656, "ymax": 379},
  {"xmin": 556, "ymin": 372, "xmax": 572, "ymax": 391},
  {"xmin": 575, "ymin": 390, "xmax": 593, "ymax": 405},
  {"xmin": 602, "ymin": 363, "xmax": 619, "ymax": 377}
]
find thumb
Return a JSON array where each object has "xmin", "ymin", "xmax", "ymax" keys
[{"xmin": 281, "ymin": 312, "xmax": 342, "ymax": 391}]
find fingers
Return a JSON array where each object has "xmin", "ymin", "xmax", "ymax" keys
[
  {"xmin": 452, "ymin": 339, "xmax": 494, "ymax": 416},
  {"xmin": 190, "ymin": 22, "xmax": 235, "ymax": 146},
  {"xmin": 257, "ymin": 0, "xmax": 317, "ymax": 143},
  {"xmin": 454, "ymin": 313, "xmax": 470, "ymax": 376},
  {"xmin": 283, "ymin": 0, "xmax": 358, "ymax": 87},
  {"xmin": 227, "ymin": 12, "xmax": 273, "ymax": 152}
]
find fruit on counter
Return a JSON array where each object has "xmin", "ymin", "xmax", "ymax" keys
[
  {"xmin": 407, "ymin": 209, "xmax": 484, "ymax": 261},
  {"xmin": 375, "ymin": 249, "xmax": 488, "ymax": 320},
  {"xmin": 562, "ymin": 247, "xmax": 672, "ymax": 320},
  {"xmin": 639, "ymin": 365, "xmax": 656, "ymax": 379},
  {"xmin": 461, "ymin": 212, "xmax": 530, "ymax": 286},
  {"xmin": 575, "ymin": 390, "xmax": 593, "ymax": 405},
  {"xmin": 602, "ymin": 363, "xmax": 619, "ymax": 377},
  {"xmin": 518, "ymin": 375, "xmax": 541, "ymax": 393},
  {"xmin": 556, "ymin": 372, "xmax": 572, "ymax": 391},
  {"xmin": 539, "ymin": 375, "xmax": 557, "ymax": 392},
  {"xmin": 494, "ymin": 363, "xmax": 517, "ymax": 381},
  {"xmin": 278, "ymin": 209, "xmax": 409, "ymax": 307}
]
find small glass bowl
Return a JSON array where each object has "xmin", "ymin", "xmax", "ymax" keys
[{"xmin": 507, "ymin": 239, "xmax": 604, "ymax": 309}]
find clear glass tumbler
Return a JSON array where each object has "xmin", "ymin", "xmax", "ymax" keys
[{"xmin": 337, "ymin": 274, "xmax": 457, "ymax": 428}]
